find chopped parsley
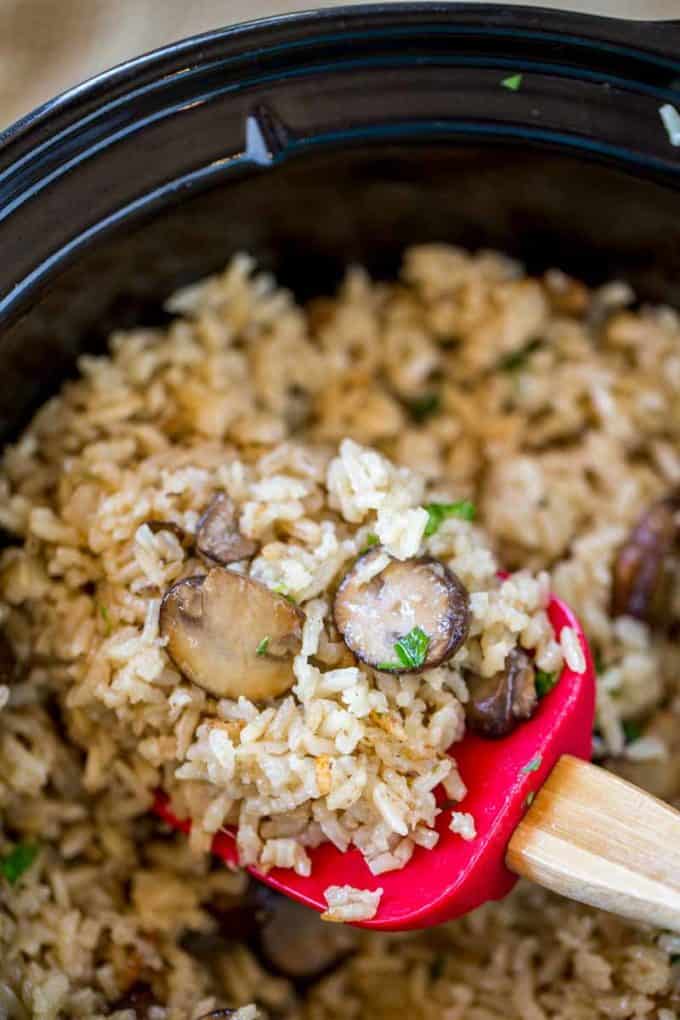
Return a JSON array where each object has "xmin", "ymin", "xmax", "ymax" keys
[
  {"xmin": 98, "ymin": 604, "xmax": 112, "ymax": 636},
  {"xmin": 256, "ymin": 636, "xmax": 270, "ymax": 657},
  {"xmin": 501, "ymin": 73, "xmax": 523, "ymax": 92},
  {"xmin": 378, "ymin": 626, "xmax": 430, "ymax": 672},
  {"xmin": 424, "ymin": 500, "xmax": 476, "ymax": 537},
  {"xmin": 521, "ymin": 754, "xmax": 542, "ymax": 775},
  {"xmin": 406, "ymin": 392, "xmax": 441, "ymax": 424},
  {"xmin": 524, "ymin": 791, "xmax": 536, "ymax": 808},
  {"xmin": 622, "ymin": 719, "xmax": 642, "ymax": 744},
  {"xmin": 498, "ymin": 339, "xmax": 542, "ymax": 372},
  {"xmin": 273, "ymin": 585, "xmax": 297, "ymax": 604},
  {"xmin": 0, "ymin": 843, "xmax": 39, "ymax": 884},
  {"xmin": 593, "ymin": 651, "xmax": 605, "ymax": 675},
  {"xmin": 361, "ymin": 533, "xmax": 379, "ymax": 554},
  {"xmin": 535, "ymin": 670, "xmax": 558, "ymax": 698}
]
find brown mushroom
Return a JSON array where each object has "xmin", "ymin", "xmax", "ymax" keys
[
  {"xmin": 611, "ymin": 493, "xmax": 680, "ymax": 626},
  {"xmin": 257, "ymin": 890, "xmax": 354, "ymax": 982},
  {"xmin": 160, "ymin": 567, "xmax": 304, "ymax": 701},
  {"xmin": 202, "ymin": 883, "xmax": 353, "ymax": 985},
  {"xmin": 333, "ymin": 548, "xmax": 469, "ymax": 672},
  {"xmin": 196, "ymin": 494, "xmax": 259, "ymax": 565},
  {"xmin": 465, "ymin": 647, "xmax": 537, "ymax": 739}
]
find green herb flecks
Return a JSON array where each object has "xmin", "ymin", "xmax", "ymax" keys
[
  {"xmin": 361, "ymin": 533, "xmax": 379, "ymax": 554},
  {"xmin": 521, "ymin": 754, "xmax": 542, "ymax": 775},
  {"xmin": 424, "ymin": 501, "xmax": 476, "ymax": 537},
  {"xmin": 0, "ymin": 843, "xmax": 39, "ymax": 885},
  {"xmin": 498, "ymin": 338, "xmax": 542, "ymax": 373},
  {"xmin": 98, "ymin": 604, "xmax": 112, "ymax": 636},
  {"xmin": 256, "ymin": 636, "xmax": 270, "ymax": 657},
  {"xmin": 524, "ymin": 791, "xmax": 536, "ymax": 808},
  {"xmin": 378, "ymin": 626, "xmax": 430, "ymax": 672},
  {"xmin": 273, "ymin": 585, "xmax": 297, "ymax": 604},
  {"xmin": 535, "ymin": 670, "xmax": 558, "ymax": 699},
  {"xmin": 406, "ymin": 392, "xmax": 441, "ymax": 424},
  {"xmin": 622, "ymin": 719, "xmax": 642, "ymax": 744},
  {"xmin": 501, "ymin": 73, "xmax": 523, "ymax": 92},
  {"xmin": 593, "ymin": 651, "xmax": 605, "ymax": 675}
]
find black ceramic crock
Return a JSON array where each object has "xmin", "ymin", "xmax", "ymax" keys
[{"xmin": 0, "ymin": 3, "xmax": 679, "ymax": 442}]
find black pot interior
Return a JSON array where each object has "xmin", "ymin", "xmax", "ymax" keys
[{"xmin": 1, "ymin": 4, "xmax": 679, "ymax": 441}]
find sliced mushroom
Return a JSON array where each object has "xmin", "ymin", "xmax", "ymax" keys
[
  {"xmin": 257, "ymin": 891, "xmax": 354, "ymax": 983},
  {"xmin": 611, "ymin": 493, "xmax": 680, "ymax": 626},
  {"xmin": 465, "ymin": 647, "xmax": 537, "ymax": 739},
  {"xmin": 160, "ymin": 568, "xmax": 304, "ymax": 701},
  {"xmin": 208, "ymin": 883, "xmax": 353, "ymax": 985},
  {"xmin": 334, "ymin": 549, "xmax": 469, "ymax": 672},
  {"xmin": 196, "ymin": 494, "xmax": 259, "ymax": 566}
]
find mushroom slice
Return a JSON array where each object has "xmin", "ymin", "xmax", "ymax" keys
[
  {"xmin": 196, "ymin": 494, "xmax": 259, "ymax": 565},
  {"xmin": 257, "ymin": 892, "xmax": 355, "ymax": 982},
  {"xmin": 465, "ymin": 647, "xmax": 537, "ymax": 739},
  {"xmin": 611, "ymin": 493, "xmax": 680, "ymax": 626},
  {"xmin": 333, "ymin": 548, "xmax": 470, "ymax": 672},
  {"xmin": 160, "ymin": 567, "xmax": 304, "ymax": 701},
  {"xmin": 207, "ymin": 882, "xmax": 354, "ymax": 984}
]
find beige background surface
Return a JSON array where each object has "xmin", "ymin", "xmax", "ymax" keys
[{"xmin": 0, "ymin": 1, "xmax": 678, "ymax": 130}]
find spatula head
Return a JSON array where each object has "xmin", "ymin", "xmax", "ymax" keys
[{"xmin": 155, "ymin": 595, "xmax": 595, "ymax": 930}]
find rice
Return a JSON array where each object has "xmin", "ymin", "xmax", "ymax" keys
[
  {"xmin": 0, "ymin": 245, "xmax": 679, "ymax": 1017},
  {"xmin": 449, "ymin": 811, "xmax": 477, "ymax": 841},
  {"xmin": 4, "ymin": 412, "xmax": 555, "ymax": 882},
  {"xmin": 321, "ymin": 885, "xmax": 383, "ymax": 923},
  {"xmin": 560, "ymin": 625, "xmax": 586, "ymax": 674}
]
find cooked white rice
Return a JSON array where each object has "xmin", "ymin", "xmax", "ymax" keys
[
  {"xmin": 321, "ymin": 885, "xmax": 383, "ymax": 923},
  {"xmin": 0, "ymin": 245, "xmax": 678, "ymax": 1018}
]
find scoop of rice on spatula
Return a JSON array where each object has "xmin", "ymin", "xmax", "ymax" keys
[{"xmin": 156, "ymin": 589, "xmax": 680, "ymax": 933}]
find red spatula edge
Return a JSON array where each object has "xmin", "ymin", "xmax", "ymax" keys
[{"xmin": 154, "ymin": 595, "xmax": 595, "ymax": 930}]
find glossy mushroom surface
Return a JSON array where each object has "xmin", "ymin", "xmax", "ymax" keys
[
  {"xmin": 196, "ymin": 494, "xmax": 259, "ymax": 565},
  {"xmin": 334, "ymin": 549, "xmax": 470, "ymax": 672},
  {"xmin": 611, "ymin": 493, "xmax": 680, "ymax": 626},
  {"xmin": 160, "ymin": 568, "xmax": 304, "ymax": 701},
  {"xmin": 465, "ymin": 647, "xmax": 538, "ymax": 739}
]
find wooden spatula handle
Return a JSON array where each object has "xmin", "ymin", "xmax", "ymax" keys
[{"xmin": 507, "ymin": 754, "xmax": 680, "ymax": 932}]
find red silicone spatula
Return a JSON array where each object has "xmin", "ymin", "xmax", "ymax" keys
[{"xmin": 155, "ymin": 594, "xmax": 680, "ymax": 932}]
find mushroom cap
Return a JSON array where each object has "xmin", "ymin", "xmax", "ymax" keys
[
  {"xmin": 612, "ymin": 493, "xmax": 680, "ymax": 626},
  {"xmin": 196, "ymin": 493, "xmax": 259, "ymax": 565},
  {"xmin": 333, "ymin": 548, "xmax": 470, "ymax": 672},
  {"xmin": 160, "ymin": 567, "xmax": 304, "ymax": 701},
  {"xmin": 465, "ymin": 647, "xmax": 537, "ymax": 739}
]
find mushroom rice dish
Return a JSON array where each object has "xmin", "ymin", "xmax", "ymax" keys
[{"xmin": 0, "ymin": 245, "xmax": 679, "ymax": 1019}]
